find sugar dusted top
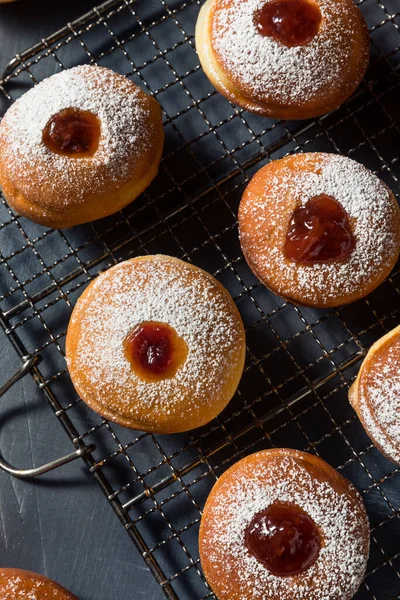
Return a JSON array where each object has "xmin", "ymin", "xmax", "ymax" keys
[
  {"xmin": 239, "ymin": 153, "xmax": 400, "ymax": 306},
  {"xmin": 0, "ymin": 65, "xmax": 158, "ymax": 207},
  {"xmin": 0, "ymin": 577, "xmax": 49, "ymax": 600},
  {"xmin": 0, "ymin": 570, "xmax": 74, "ymax": 600},
  {"xmin": 209, "ymin": 0, "xmax": 369, "ymax": 108},
  {"xmin": 200, "ymin": 449, "xmax": 369, "ymax": 600},
  {"xmin": 357, "ymin": 326, "xmax": 400, "ymax": 463},
  {"xmin": 66, "ymin": 255, "xmax": 245, "ymax": 432}
]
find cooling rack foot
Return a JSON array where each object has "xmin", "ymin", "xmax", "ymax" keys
[{"xmin": 0, "ymin": 356, "xmax": 95, "ymax": 479}]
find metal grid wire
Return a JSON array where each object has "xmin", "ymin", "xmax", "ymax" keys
[{"xmin": 0, "ymin": 0, "xmax": 400, "ymax": 598}]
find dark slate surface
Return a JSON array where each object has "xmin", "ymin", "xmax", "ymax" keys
[
  {"xmin": 0, "ymin": 2, "xmax": 162, "ymax": 598},
  {"xmin": 0, "ymin": 0, "xmax": 99, "ymax": 73}
]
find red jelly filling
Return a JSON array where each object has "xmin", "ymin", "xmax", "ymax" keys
[
  {"xmin": 254, "ymin": 0, "xmax": 321, "ymax": 47},
  {"xmin": 124, "ymin": 321, "xmax": 188, "ymax": 382},
  {"xmin": 244, "ymin": 503, "xmax": 321, "ymax": 576},
  {"xmin": 43, "ymin": 108, "xmax": 100, "ymax": 157},
  {"xmin": 284, "ymin": 194, "xmax": 355, "ymax": 263}
]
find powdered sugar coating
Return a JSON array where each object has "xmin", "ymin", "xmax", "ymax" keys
[
  {"xmin": 239, "ymin": 153, "xmax": 400, "ymax": 306},
  {"xmin": 66, "ymin": 255, "xmax": 245, "ymax": 432},
  {"xmin": 0, "ymin": 577, "xmax": 51, "ymax": 600},
  {"xmin": 0, "ymin": 571, "xmax": 75, "ymax": 599},
  {"xmin": 0, "ymin": 65, "xmax": 158, "ymax": 206},
  {"xmin": 200, "ymin": 450, "xmax": 369, "ymax": 600},
  {"xmin": 209, "ymin": 0, "xmax": 368, "ymax": 108},
  {"xmin": 356, "ymin": 327, "xmax": 400, "ymax": 463}
]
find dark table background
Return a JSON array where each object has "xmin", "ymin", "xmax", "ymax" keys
[{"xmin": 0, "ymin": 1, "xmax": 162, "ymax": 599}]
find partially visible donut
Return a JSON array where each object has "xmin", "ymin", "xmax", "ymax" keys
[
  {"xmin": 66, "ymin": 255, "xmax": 246, "ymax": 433},
  {"xmin": 0, "ymin": 569, "xmax": 78, "ymax": 599},
  {"xmin": 349, "ymin": 325, "xmax": 400, "ymax": 464},
  {"xmin": 238, "ymin": 153, "xmax": 400, "ymax": 307},
  {"xmin": 199, "ymin": 448, "xmax": 370, "ymax": 600},
  {"xmin": 195, "ymin": 0, "xmax": 369, "ymax": 120},
  {"xmin": 0, "ymin": 65, "xmax": 164, "ymax": 228}
]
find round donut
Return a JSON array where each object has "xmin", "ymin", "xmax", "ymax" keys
[
  {"xmin": 195, "ymin": 0, "xmax": 369, "ymax": 120},
  {"xmin": 0, "ymin": 569, "xmax": 78, "ymax": 599},
  {"xmin": 238, "ymin": 153, "xmax": 400, "ymax": 307},
  {"xmin": 199, "ymin": 448, "xmax": 370, "ymax": 600},
  {"xmin": 349, "ymin": 325, "xmax": 400, "ymax": 464},
  {"xmin": 66, "ymin": 254, "xmax": 246, "ymax": 433},
  {"xmin": 0, "ymin": 65, "xmax": 164, "ymax": 229}
]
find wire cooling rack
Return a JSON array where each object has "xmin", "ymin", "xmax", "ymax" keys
[{"xmin": 0, "ymin": 0, "xmax": 400, "ymax": 598}]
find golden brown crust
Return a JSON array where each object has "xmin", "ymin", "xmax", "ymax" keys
[
  {"xmin": 0, "ymin": 66, "xmax": 164, "ymax": 229},
  {"xmin": 199, "ymin": 448, "xmax": 370, "ymax": 600},
  {"xmin": 238, "ymin": 153, "xmax": 400, "ymax": 307},
  {"xmin": 196, "ymin": 0, "xmax": 369, "ymax": 120},
  {"xmin": 66, "ymin": 255, "xmax": 246, "ymax": 433},
  {"xmin": 0, "ymin": 569, "xmax": 78, "ymax": 599},
  {"xmin": 349, "ymin": 325, "xmax": 400, "ymax": 464}
]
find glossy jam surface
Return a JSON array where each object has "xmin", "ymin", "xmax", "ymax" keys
[
  {"xmin": 43, "ymin": 108, "xmax": 100, "ymax": 157},
  {"xmin": 254, "ymin": 0, "xmax": 321, "ymax": 47},
  {"xmin": 124, "ymin": 321, "xmax": 188, "ymax": 382},
  {"xmin": 284, "ymin": 194, "xmax": 355, "ymax": 264},
  {"xmin": 244, "ymin": 503, "xmax": 321, "ymax": 576}
]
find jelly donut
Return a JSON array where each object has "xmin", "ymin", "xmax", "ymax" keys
[
  {"xmin": 195, "ymin": 0, "xmax": 369, "ymax": 120},
  {"xmin": 238, "ymin": 153, "xmax": 400, "ymax": 307},
  {"xmin": 0, "ymin": 65, "xmax": 164, "ymax": 229},
  {"xmin": 199, "ymin": 448, "xmax": 369, "ymax": 600},
  {"xmin": 66, "ymin": 255, "xmax": 246, "ymax": 433},
  {"xmin": 349, "ymin": 325, "xmax": 400, "ymax": 464},
  {"xmin": 0, "ymin": 569, "xmax": 78, "ymax": 599}
]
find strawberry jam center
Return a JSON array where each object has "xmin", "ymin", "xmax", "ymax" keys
[
  {"xmin": 244, "ymin": 503, "xmax": 321, "ymax": 576},
  {"xmin": 254, "ymin": 0, "xmax": 321, "ymax": 47},
  {"xmin": 284, "ymin": 194, "xmax": 355, "ymax": 263},
  {"xmin": 124, "ymin": 321, "xmax": 188, "ymax": 382},
  {"xmin": 43, "ymin": 108, "xmax": 100, "ymax": 157}
]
